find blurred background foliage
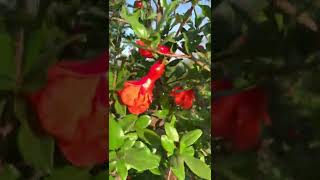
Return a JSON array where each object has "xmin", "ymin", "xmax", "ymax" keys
[
  {"xmin": 109, "ymin": 0, "xmax": 211, "ymax": 179},
  {"xmin": 214, "ymin": 0, "xmax": 320, "ymax": 179},
  {"xmin": 0, "ymin": 0, "xmax": 107, "ymax": 179}
]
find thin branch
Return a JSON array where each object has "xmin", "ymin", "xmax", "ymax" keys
[
  {"xmin": 175, "ymin": 1, "xmax": 196, "ymax": 37},
  {"xmin": 191, "ymin": 56, "xmax": 211, "ymax": 72},
  {"xmin": 135, "ymin": 42, "xmax": 192, "ymax": 58},
  {"xmin": 156, "ymin": 0, "xmax": 163, "ymax": 24},
  {"xmin": 272, "ymin": 0, "xmax": 318, "ymax": 31},
  {"xmin": 156, "ymin": 51, "xmax": 191, "ymax": 58},
  {"xmin": 110, "ymin": 17, "xmax": 128, "ymax": 24}
]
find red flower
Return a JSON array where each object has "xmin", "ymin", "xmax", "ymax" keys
[
  {"xmin": 158, "ymin": 45, "xmax": 171, "ymax": 54},
  {"xmin": 170, "ymin": 87, "xmax": 195, "ymax": 109},
  {"xmin": 118, "ymin": 76, "xmax": 155, "ymax": 115},
  {"xmin": 147, "ymin": 60, "xmax": 165, "ymax": 81},
  {"xmin": 136, "ymin": 40, "xmax": 153, "ymax": 58},
  {"xmin": 212, "ymin": 80, "xmax": 271, "ymax": 151},
  {"xmin": 118, "ymin": 60, "xmax": 165, "ymax": 114},
  {"xmin": 136, "ymin": 40, "xmax": 172, "ymax": 58},
  {"xmin": 134, "ymin": 0, "xmax": 143, "ymax": 9},
  {"xmin": 29, "ymin": 52, "xmax": 108, "ymax": 167}
]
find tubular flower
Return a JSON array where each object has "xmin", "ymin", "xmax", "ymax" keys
[
  {"xmin": 212, "ymin": 80, "xmax": 271, "ymax": 151},
  {"xmin": 157, "ymin": 45, "xmax": 171, "ymax": 54},
  {"xmin": 170, "ymin": 87, "xmax": 195, "ymax": 109},
  {"xmin": 118, "ymin": 60, "xmax": 165, "ymax": 114},
  {"xmin": 136, "ymin": 40, "xmax": 153, "ymax": 58},
  {"xmin": 28, "ymin": 52, "xmax": 108, "ymax": 167},
  {"xmin": 147, "ymin": 60, "xmax": 165, "ymax": 81},
  {"xmin": 118, "ymin": 76, "xmax": 155, "ymax": 115},
  {"xmin": 136, "ymin": 40, "xmax": 172, "ymax": 58}
]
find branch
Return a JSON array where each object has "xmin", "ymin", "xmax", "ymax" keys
[
  {"xmin": 110, "ymin": 17, "xmax": 128, "ymax": 24},
  {"xmin": 175, "ymin": 4, "xmax": 194, "ymax": 37},
  {"xmin": 272, "ymin": 0, "xmax": 318, "ymax": 31},
  {"xmin": 134, "ymin": 42, "xmax": 192, "ymax": 58},
  {"xmin": 192, "ymin": 56, "xmax": 211, "ymax": 72},
  {"xmin": 156, "ymin": 0, "xmax": 163, "ymax": 24},
  {"xmin": 177, "ymin": 46, "xmax": 211, "ymax": 71}
]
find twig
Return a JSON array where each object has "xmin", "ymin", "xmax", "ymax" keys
[
  {"xmin": 135, "ymin": 42, "xmax": 192, "ymax": 58},
  {"xmin": 110, "ymin": 17, "xmax": 128, "ymax": 24},
  {"xmin": 192, "ymin": 57, "xmax": 211, "ymax": 72},
  {"xmin": 156, "ymin": 0, "xmax": 163, "ymax": 24},
  {"xmin": 156, "ymin": 51, "xmax": 191, "ymax": 58},
  {"xmin": 175, "ymin": 4, "xmax": 195, "ymax": 37},
  {"xmin": 272, "ymin": 0, "xmax": 318, "ymax": 31}
]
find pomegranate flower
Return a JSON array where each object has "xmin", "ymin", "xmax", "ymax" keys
[
  {"xmin": 212, "ymin": 80, "xmax": 271, "ymax": 151},
  {"xmin": 147, "ymin": 60, "xmax": 166, "ymax": 81},
  {"xmin": 118, "ymin": 60, "xmax": 165, "ymax": 115},
  {"xmin": 118, "ymin": 76, "xmax": 155, "ymax": 115},
  {"xmin": 29, "ymin": 52, "xmax": 108, "ymax": 167},
  {"xmin": 170, "ymin": 87, "xmax": 195, "ymax": 109},
  {"xmin": 136, "ymin": 40, "xmax": 153, "ymax": 58},
  {"xmin": 136, "ymin": 40, "xmax": 172, "ymax": 58}
]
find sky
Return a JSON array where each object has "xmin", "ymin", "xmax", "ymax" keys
[{"xmin": 121, "ymin": 0, "xmax": 211, "ymax": 56}]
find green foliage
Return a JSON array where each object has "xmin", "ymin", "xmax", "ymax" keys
[
  {"xmin": 0, "ymin": 0, "xmax": 107, "ymax": 179},
  {"xmin": 215, "ymin": 0, "xmax": 320, "ymax": 179},
  {"xmin": 109, "ymin": 0, "xmax": 211, "ymax": 179}
]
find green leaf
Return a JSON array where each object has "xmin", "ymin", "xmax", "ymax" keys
[
  {"xmin": 164, "ymin": 0, "xmax": 179, "ymax": 18},
  {"xmin": 165, "ymin": 123, "xmax": 179, "ymax": 142},
  {"xmin": 161, "ymin": 135, "xmax": 175, "ymax": 156},
  {"xmin": 109, "ymin": 151, "xmax": 117, "ymax": 161},
  {"xmin": 199, "ymin": 4, "xmax": 211, "ymax": 20},
  {"xmin": 120, "ymin": 137, "xmax": 137, "ymax": 151},
  {"xmin": 0, "ymin": 164, "xmax": 20, "ymax": 180},
  {"xmin": 119, "ymin": 114, "xmax": 137, "ymax": 133},
  {"xmin": 180, "ymin": 146, "xmax": 194, "ymax": 157},
  {"xmin": 150, "ymin": 33, "xmax": 161, "ymax": 49},
  {"xmin": 44, "ymin": 166, "xmax": 91, "ymax": 180},
  {"xmin": 183, "ymin": 155, "xmax": 211, "ymax": 180},
  {"xmin": 170, "ymin": 115, "xmax": 177, "ymax": 126},
  {"xmin": 18, "ymin": 123, "xmax": 54, "ymax": 172},
  {"xmin": 109, "ymin": 176, "xmax": 115, "ymax": 180},
  {"xmin": 124, "ymin": 148, "xmax": 161, "ymax": 171},
  {"xmin": 120, "ymin": 6, "xmax": 149, "ymax": 39},
  {"xmin": 115, "ymin": 100, "xmax": 126, "ymax": 116},
  {"xmin": 171, "ymin": 155, "xmax": 185, "ymax": 180},
  {"xmin": 137, "ymin": 129, "xmax": 161, "ymax": 147},
  {"xmin": 15, "ymin": 98, "xmax": 54, "ymax": 172},
  {"xmin": 23, "ymin": 26, "xmax": 45, "ymax": 76},
  {"xmin": 109, "ymin": 115, "xmax": 125, "ymax": 150},
  {"xmin": 182, "ymin": 28, "xmax": 202, "ymax": 54},
  {"xmin": 135, "ymin": 115, "xmax": 151, "ymax": 129},
  {"xmin": 116, "ymin": 68, "xmax": 129, "ymax": 90},
  {"xmin": 153, "ymin": 109, "xmax": 169, "ymax": 119},
  {"xmin": 0, "ymin": 32, "xmax": 15, "ymax": 90},
  {"xmin": 160, "ymin": 0, "xmax": 168, "ymax": 10},
  {"xmin": 109, "ymin": 161, "xmax": 117, "ymax": 173},
  {"xmin": 180, "ymin": 129, "xmax": 202, "ymax": 149},
  {"xmin": 109, "ymin": 71, "xmax": 115, "ymax": 90},
  {"xmin": 116, "ymin": 160, "xmax": 128, "ymax": 180},
  {"xmin": 149, "ymin": 168, "xmax": 161, "ymax": 175},
  {"xmin": 275, "ymin": 13, "xmax": 284, "ymax": 31},
  {"xmin": 182, "ymin": 32, "xmax": 190, "ymax": 54}
]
